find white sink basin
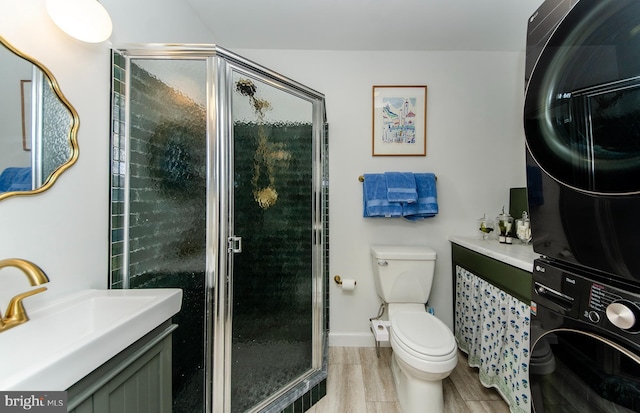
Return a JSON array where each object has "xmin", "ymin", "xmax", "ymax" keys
[{"xmin": 0, "ymin": 288, "xmax": 182, "ymax": 391}]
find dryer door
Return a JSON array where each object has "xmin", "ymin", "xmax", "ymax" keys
[
  {"xmin": 530, "ymin": 329, "xmax": 640, "ymax": 412},
  {"xmin": 524, "ymin": 0, "xmax": 640, "ymax": 195}
]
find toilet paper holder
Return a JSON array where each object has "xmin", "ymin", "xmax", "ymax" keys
[{"xmin": 333, "ymin": 275, "xmax": 356, "ymax": 286}]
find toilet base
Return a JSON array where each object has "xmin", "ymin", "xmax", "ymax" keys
[{"xmin": 391, "ymin": 352, "xmax": 445, "ymax": 413}]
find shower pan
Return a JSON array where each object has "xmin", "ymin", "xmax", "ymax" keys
[{"xmin": 108, "ymin": 45, "xmax": 328, "ymax": 413}]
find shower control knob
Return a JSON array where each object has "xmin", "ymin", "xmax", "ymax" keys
[{"xmin": 606, "ymin": 300, "xmax": 640, "ymax": 331}]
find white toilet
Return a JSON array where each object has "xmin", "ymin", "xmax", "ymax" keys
[{"xmin": 370, "ymin": 245, "xmax": 457, "ymax": 413}]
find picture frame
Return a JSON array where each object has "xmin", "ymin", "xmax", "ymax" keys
[
  {"xmin": 372, "ymin": 85, "xmax": 427, "ymax": 156},
  {"xmin": 20, "ymin": 79, "xmax": 32, "ymax": 152}
]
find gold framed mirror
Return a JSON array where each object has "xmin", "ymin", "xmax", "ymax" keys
[{"xmin": 0, "ymin": 35, "xmax": 79, "ymax": 201}]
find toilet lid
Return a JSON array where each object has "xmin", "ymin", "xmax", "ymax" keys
[{"xmin": 391, "ymin": 312, "xmax": 456, "ymax": 358}]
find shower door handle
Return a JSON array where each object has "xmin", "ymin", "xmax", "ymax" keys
[{"xmin": 228, "ymin": 236, "xmax": 242, "ymax": 253}]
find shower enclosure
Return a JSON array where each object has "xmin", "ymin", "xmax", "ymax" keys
[{"xmin": 109, "ymin": 45, "xmax": 328, "ymax": 413}]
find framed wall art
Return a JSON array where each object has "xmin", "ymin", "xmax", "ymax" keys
[
  {"xmin": 372, "ymin": 85, "xmax": 427, "ymax": 156},
  {"xmin": 20, "ymin": 79, "xmax": 31, "ymax": 151}
]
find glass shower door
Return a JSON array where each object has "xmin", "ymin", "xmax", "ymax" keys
[
  {"xmin": 229, "ymin": 70, "xmax": 318, "ymax": 413},
  {"xmin": 111, "ymin": 55, "xmax": 209, "ymax": 412},
  {"xmin": 112, "ymin": 46, "xmax": 327, "ymax": 413}
]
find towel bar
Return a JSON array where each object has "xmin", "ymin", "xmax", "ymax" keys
[{"xmin": 358, "ymin": 174, "xmax": 436, "ymax": 182}]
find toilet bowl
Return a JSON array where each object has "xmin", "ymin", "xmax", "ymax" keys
[
  {"xmin": 388, "ymin": 304, "xmax": 457, "ymax": 413},
  {"xmin": 370, "ymin": 246, "xmax": 458, "ymax": 413}
]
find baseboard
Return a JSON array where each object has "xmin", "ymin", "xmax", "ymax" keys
[{"xmin": 328, "ymin": 332, "xmax": 391, "ymax": 348}]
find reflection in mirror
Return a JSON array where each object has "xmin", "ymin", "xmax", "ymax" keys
[{"xmin": 0, "ymin": 36, "xmax": 78, "ymax": 201}]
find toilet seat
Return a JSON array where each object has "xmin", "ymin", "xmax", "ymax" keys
[{"xmin": 390, "ymin": 311, "xmax": 457, "ymax": 363}]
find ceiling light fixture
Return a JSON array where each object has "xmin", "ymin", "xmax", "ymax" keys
[{"xmin": 45, "ymin": 0, "xmax": 113, "ymax": 43}]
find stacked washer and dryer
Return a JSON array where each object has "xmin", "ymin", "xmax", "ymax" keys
[{"xmin": 524, "ymin": 0, "xmax": 640, "ymax": 412}]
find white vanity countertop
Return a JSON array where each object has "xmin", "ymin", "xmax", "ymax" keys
[
  {"xmin": 0, "ymin": 288, "xmax": 182, "ymax": 391},
  {"xmin": 449, "ymin": 235, "xmax": 541, "ymax": 272}
]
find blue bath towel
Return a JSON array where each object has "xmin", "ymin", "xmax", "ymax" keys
[
  {"xmin": 363, "ymin": 173, "xmax": 403, "ymax": 217},
  {"xmin": 384, "ymin": 172, "xmax": 417, "ymax": 203},
  {"xmin": 402, "ymin": 173, "xmax": 438, "ymax": 221},
  {"xmin": 0, "ymin": 167, "xmax": 31, "ymax": 192}
]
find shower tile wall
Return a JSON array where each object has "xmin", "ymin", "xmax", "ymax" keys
[{"xmin": 110, "ymin": 51, "xmax": 126, "ymax": 288}]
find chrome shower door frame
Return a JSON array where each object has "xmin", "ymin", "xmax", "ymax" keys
[
  {"xmin": 113, "ymin": 44, "xmax": 327, "ymax": 413},
  {"xmin": 215, "ymin": 54, "xmax": 327, "ymax": 413}
]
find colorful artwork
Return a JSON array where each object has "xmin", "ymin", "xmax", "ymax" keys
[
  {"xmin": 381, "ymin": 97, "xmax": 417, "ymax": 144},
  {"xmin": 372, "ymin": 86, "xmax": 427, "ymax": 156}
]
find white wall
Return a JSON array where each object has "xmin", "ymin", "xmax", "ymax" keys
[
  {"xmin": 236, "ymin": 49, "xmax": 528, "ymax": 346},
  {"xmin": 0, "ymin": 0, "xmax": 528, "ymax": 347},
  {"xmin": 0, "ymin": 0, "xmax": 213, "ymax": 307}
]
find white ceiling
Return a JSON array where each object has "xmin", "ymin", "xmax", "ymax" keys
[{"xmin": 183, "ymin": 0, "xmax": 545, "ymax": 52}]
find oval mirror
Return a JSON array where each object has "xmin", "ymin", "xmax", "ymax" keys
[{"xmin": 0, "ymin": 36, "xmax": 78, "ymax": 201}]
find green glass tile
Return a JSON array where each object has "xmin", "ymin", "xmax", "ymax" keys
[{"xmin": 282, "ymin": 405, "xmax": 294, "ymax": 413}]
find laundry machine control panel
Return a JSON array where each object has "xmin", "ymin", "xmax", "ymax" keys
[{"xmin": 533, "ymin": 259, "xmax": 640, "ymax": 345}]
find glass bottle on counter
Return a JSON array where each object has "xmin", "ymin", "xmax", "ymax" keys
[
  {"xmin": 516, "ymin": 211, "xmax": 532, "ymax": 244},
  {"xmin": 496, "ymin": 207, "xmax": 514, "ymax": 244},
  {"xmin": 477, "ymin": 213, "xmax": 494, "ymax": 240}
]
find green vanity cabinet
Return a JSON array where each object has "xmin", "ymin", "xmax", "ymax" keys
[
  {"xmin": 451, "ymin": 240, "xmax": 534, "ymax": 413},
  {"xmin": 67, "ymin": 321, "xmax": 176, "ymax": 413},
  {"xmin": 451, "ymin": 243, "xmax": 532, "ymax": 303}
]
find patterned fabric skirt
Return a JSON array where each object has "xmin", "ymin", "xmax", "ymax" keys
[{"xmin": 454, "ymin": 266, "xmax": 531, "ymax": 413}]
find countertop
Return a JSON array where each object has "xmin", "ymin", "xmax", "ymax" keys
[
  {"xmin": 0, "ymin": 288, "xmax": 182, "ymax": 391},
  {"xmin": 449, "ymin": 235, "xmax": 540, "ymax": 272}
]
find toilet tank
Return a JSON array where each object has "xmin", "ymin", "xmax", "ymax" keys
[{"xmin": 370, "ymin": 245, "xmax": 437, "ymax": 304}]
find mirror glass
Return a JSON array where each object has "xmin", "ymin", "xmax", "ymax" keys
[{"xmin": 0, "ymin": 36, "xmax": 78, "ymax": 201}]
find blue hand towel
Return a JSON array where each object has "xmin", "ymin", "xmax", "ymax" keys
[
  {"xmin": 363, "ymin": 173, "xmax": 403, "ymax": 218},
  {"xmin": 384, "ymin": 172, "xmax": 417, "ymax": 203},
  {"xmin": 402, "ymin": 173, "xmax": 438, "ymax": 221}
]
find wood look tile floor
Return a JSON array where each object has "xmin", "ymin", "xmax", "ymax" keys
[{"xmin": 306, "ymin": 347, "xmax": 510, "ymax": 413}]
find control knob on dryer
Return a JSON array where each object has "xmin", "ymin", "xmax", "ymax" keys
[{"xmin": 606, "ymin": 300, "xmax": 640, "ymax": 332}]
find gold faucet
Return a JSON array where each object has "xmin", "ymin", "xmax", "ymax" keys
[{"xmin": 0, "ymin": 258, "xmax": 49, "ymax": 332}]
